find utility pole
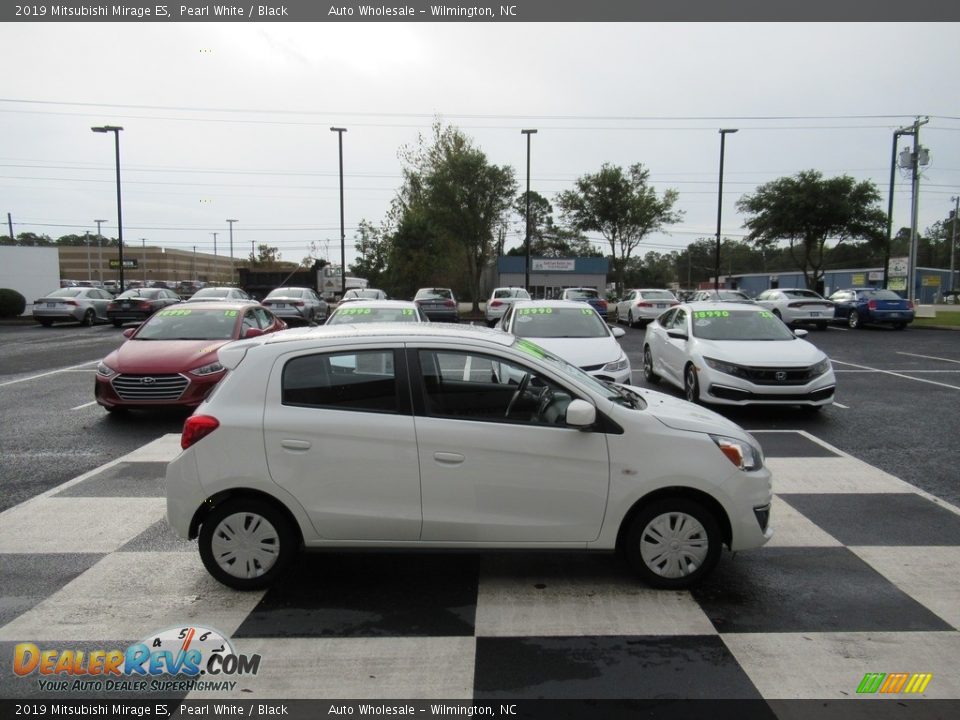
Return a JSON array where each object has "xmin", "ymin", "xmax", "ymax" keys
[
  {"xmin": 883, "ymin": 129, "xmax": 907, "ymax": 290},
  {"xmin": 95, "ymin": 219, "xmax": 107, "ymax": 285},
  {"xmin": 715, "ymin": 129, "xmax": 738, "ymax": 291},
  {"xmin": 6, "ymin": 212, "xmax": 13, "ymax": 242},
  {"xmin": 85, "ymin": 231, "xmax": 91, "ymax": 281},
  {"xmin": 192, "ymin": 245, "xmax": 197, "ymax": 282},
  {"xmin": 211, "ymin": 232, "xmax": 218, "ymax": 283},
  {"xmin": 903, "ymin": 116, "xmax": 929, "ymax": 305},
  {"xmin": 521, "ymin": 129, "xmax": 537, "ymax": 293},
  {"xmin": 950, "ymin": 195, "xmax": 959, "ymax": 292},
  {"xmin": 330, "ymin": 127, "xmax": 347, "ymax": 298},
  {"xmin": 141, "ymin": 238, "xmax": 147, "ymax": 283},
  {"xmin": 226, "ymin": 219, "xmax": 237, "ymax": 283}
]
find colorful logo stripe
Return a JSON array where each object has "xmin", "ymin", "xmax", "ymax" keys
[{"xmin": 857, "ymin": 673, "xmax": 933, "ymax": 694}]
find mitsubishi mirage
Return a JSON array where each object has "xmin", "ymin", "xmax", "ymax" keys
[{"xmin": 166, "ymin": 324, "xmax": 773, "ymax": 591}]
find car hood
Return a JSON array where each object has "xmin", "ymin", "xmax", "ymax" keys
[
  {"xmin": 693, "ymin": 338, "xmax": 825, "ymax": 366},
  {"xmin": 105, "ymin": 339, "xmax": 233, "ymax": 373},
  {"xmin": 622, "ymin": 384, "xmax": 750, "ymax": 438},
  {"xmin": 527, "ymin": 336, "xmax": 622, "ymax": 367}
]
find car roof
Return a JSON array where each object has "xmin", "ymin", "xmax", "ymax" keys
[
  {"xmin": 512, "ymin": 299, "xmax": 600, "ymax": 309},
  {"xmin": 174, "ymin": 300, "xmax": 259, "ymax": 309},
  {"xmin": 261, "ymin": 321, "xmax": 514, "ymax": 348},
  {"xmin": 331, "ymin": 300, "xmax": 416, "ymax": 310},
  {"xmin": 677, "ymin": 301, "xmax": 765, "ymax": 313}
]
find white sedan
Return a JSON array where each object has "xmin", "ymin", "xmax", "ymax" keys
[
  {"xmin": 498, "ymin": 300, "xmax": 631, "ymax": 384},
  {"xmin": 167, "ymin": 323, "xmax": 772, "ymax": 591},
  {"xmin": 616, "ymin": 289, "xmax": 679, "ymax": 327},
  {"xmin": 754, "ymin": 288, "xmax": 835, "ymax": 330},
  {"xmin": 643, "ymin": 303, "xmax": 835, "ymax": 408}
]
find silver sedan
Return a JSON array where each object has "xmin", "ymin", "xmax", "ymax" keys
[{"xmin": 33, "ymin": 287, "xmax": 114, "ymax": 326}]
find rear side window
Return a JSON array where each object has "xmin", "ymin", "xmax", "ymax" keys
[{"xmin": 282, "ymin": 351, "xmax": 398, "ymax": 413}]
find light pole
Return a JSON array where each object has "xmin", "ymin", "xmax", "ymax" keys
[
  {"xmin": 91, "ymin": 126, "xmax": 125, "ymax": 289},
  {"xmin": 211, "ymin": 232, "xmax": 219, "ymax": 283},
  {"xmin": 331, "ymin": 127, "xmax": 347, "ymax": 298},
  {"xmin": 95, "ymin": 219, "xmax": 107, "ymax": 285},
  {"xmin": 714, "ymin": 129, "xmax": 738, "ymax": 292},
  {"xmin": 141, "ymin": 238, "xmax": 147, "ymax": 284},
  {"xmin": 226, "ymin": 219, "xmax": 237, "ymax": 283},
  {"xmin": 883, "ymin": 129, "xmax": 908, "ymax": 289},
  {"xmin": 521, "ymin": 129, "xmax": 537, "ymax": 293},
  {"xmin": 85, "ymin": 231, "xmax": 91, "ymax": 281}
]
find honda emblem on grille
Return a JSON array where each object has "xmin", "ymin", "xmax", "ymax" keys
[
  {"xmin": 140, "ymin": 377, "xmax": 156, "ymax": 384},
  {"xmin": 775, "ymin": 371, "xmax": 788, "ymax": 382}
]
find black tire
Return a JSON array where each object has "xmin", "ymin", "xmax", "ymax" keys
[
  {"xmin": 82, "ymin": 309, "xmax": 96, "ymax": 327},
  {"xmin": 684, "ymin": 364, "xmax": 700, "ymax": 404},
  {"xmin": 816, "ymin": 322, "xmax": 828, "ymax": 331},
  {"xmin": 622, "ymin": 497, "xmax": 722, "ymax": 589},
  {"xmin": 642, "ymin": 346, "xmax": 660, "ymax": 384},
  {"xmin": 893, "ymin": 322, "xmax": 907, "ymax": 331},
  {"xmin": 104, "ymin": 405, "xmax": 128, "ymax": 414},
  {"xmin": 847, "ymin": 311, "xmax": 860, "ymax": 329},
  {"xmin": 112, "ymin": 320, "xmax": 123, "ymax": 328},
  {"xmin": 628, "ymin": 311, "xmax": 637, "ymax": 329},
  {"xmin": 38, "ymin": 319, "xmax": 53, "ymax": 327},
  {"xmin": 199, "ymin": 496, "xmax": 298, "ymax": 590}
]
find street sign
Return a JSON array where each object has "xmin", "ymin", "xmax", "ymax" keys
[{"xmin": 888, "ymin": 257, "xmax": 908, "ymax": 277}]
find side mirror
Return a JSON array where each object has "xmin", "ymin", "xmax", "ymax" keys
[
  {"xmin": 243, "ymin": 327, "xmax": 265, "ymax": 339},
  {"xmin": 565, "ymin": 399, "xmax": 597, "ymax": 429},
  {"xmin": 610, "ymin": 326, "xmax": 626, "ymax": 338},
  {"xmin": 122, "ymin": 328, "xmax": 136, "ymax": 339},
  {"xmin": 794, "ymin": 328, "xmax": 809, "ymax": 338},
  {"xmin": 666, "ymin": 330, "xmax": 688, "ymax": 340}
]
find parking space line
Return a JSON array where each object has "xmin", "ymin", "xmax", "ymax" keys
[
  {"xmin": 832, "ymin": 402, "xmax": 850, "ymax": 409},
  {"xmin": 897, "ymin": 351, "xmax": 960, "ymax": 365},
  {"xmin": 70, "ymin": 400, "xmax": 99, "ymax": 410},
  {"xmin": 0, "ymin": 360, "xmax": 99, "ymax": 388},
  {"xmin": 830, "ymin": 359, "xmax": 960, "ymax": 391}
]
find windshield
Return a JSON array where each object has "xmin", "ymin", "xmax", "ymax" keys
[
  {"xmin": 565, "ymin": 289, "xmax": 598, "ymax": 299},
  {"xmin": 691, "ymin": 309, "xmax": 796, "ymax": 341},
  {"xmin": 49, "ymin": 289, "xmax": 82, "ymax": 298},
  {"xmin": 117, "ymin": 289, "xmax": 160, "ymax": 299},
  {"xmin": 639, "ymin": 290, "xmax": 675, "ymax": 300},
  {"xmin": 134, "ymin": 308, "xmax": 240, "ymax": 340},
  {"xmin": 783, "ymin": 290, "xmax": 823, "ymax": 299},
  {"xmin": 511, "ymin": 307, "xmax": 609, "ymax": 338},
  {"xmin": 328, "ymin": 307, "xmax": 418, "ymax": 324},
  {"xmin": 266, "ymin": 288, "xmax": 304, "ymax": 299},
  {"xmin": 494, "ymin": 288, "xmax": 529, "ymax": 299},
  {"xmin": 718, "ymin": 291, "xmax": 750, "ymax": 301},
  {"xmin": 861, "ymin": 289, "xmax": 903, "ymax": 300},
  {"xmin": 416, "ymin": 288, "xmax": 452, "ymax": 300},
  {"xmin": 192, "ymin": 288, "xmax": 230, "ymax": 298}
]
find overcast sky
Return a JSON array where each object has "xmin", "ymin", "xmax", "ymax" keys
[{"xmin": 2, "ymin": 22, "xmax": 959, "ymax": 268}]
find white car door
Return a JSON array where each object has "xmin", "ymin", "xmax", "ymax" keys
[
  {"xmin": 656, "ymin": 308, "xmax": 691, "ymax": 388},
  {"xmin": 263, "ymin": 345, "xmax": 422, "ymax": 541},
  {"xmin": 411, "ymin": 347, "xmax": 610, "ymax": 543}
]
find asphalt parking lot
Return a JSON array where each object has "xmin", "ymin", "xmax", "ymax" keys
[{"xmin": 1, "ymin": 320, "xmax": 958, "ymax": 705}]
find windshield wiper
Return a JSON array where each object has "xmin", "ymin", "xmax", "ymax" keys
[{"xmin": 602, "ymin": 380, "xmax": 643, "ymax": 409}]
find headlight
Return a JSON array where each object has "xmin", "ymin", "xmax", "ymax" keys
[
  {"xmin": 710, "ymin": 434, "xmax": 763, "ymax": 471},
  {"xmin": 96, "ymin": 361, "xmax": 117, "ymax": 378},
  {"xmin": 603, "ymin": 354, "xmax": 629, "ymax": 372},
  {"xmin": 703, "ymin": 356, "xmax": 747, "ymax": 378},
  {"xmin": 190, "ymin": 361, "xmax": 225, "ymax": 377},
  {"xmin": 810, "ymin": 357, "xmax": 832, "ymax": 377}
]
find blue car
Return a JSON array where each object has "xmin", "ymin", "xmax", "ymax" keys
[
  {"xmin": 827, "ymin": 288, "xmax": 915, "ymax": 330},
  {"xmin": 560, "ymin": 287, "xmax": 609, "ymax": 317}
]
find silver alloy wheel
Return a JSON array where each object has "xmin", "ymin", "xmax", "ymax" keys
[
  {"xmin": 639, "ymin": 511, "xmax": 710, "ymax": 578},
  {"xmin": 643, "ymin": 347, "xmax": 655, "ymax": 380},
  {"xmin": 210, "ymin": 512, "xmax": 281, "ymax": 579},
  {"xmin": 848, "ymin": 311, "xmax": 859, "ymax": 329},
  {"xmin": 628, "ymin": 311, "xmax": 634, "ymax": 327},
  {"xmin": 684, "ymin": 366, "xmax": 699, "ymax": 403}
]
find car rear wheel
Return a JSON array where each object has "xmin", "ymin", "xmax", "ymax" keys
[
  {"xmin": 112, "ymin": 320, "xmax": 123, "ymax": 328},
  {"xmin": 684, "ymin": 364, "xmax": 700, "ymax": 404},
  {"xmin": 847, "ymin": 311, "xmax": 861, "ymax": 329},
  {"xmin": 628, "ymin": 311, "xmax": 637, "ymax": 329},
  {"xmin": 199, "ymin": 497, "xmax": 298, "ymax": 590},
  {"xmin": 38, "ymin": 319, "xmax": 53, "ymax": 327},
  {"xmin": 816, "ymin": 322, "xmax": 828, "ymax": 331},
  {"xmin": 642, "ymin": 346, "xmax": 660, "ymax": 384},
  {"xmin": 623, "ymin": 498, "xmax": 722, "ymax": 589},
  {"xmin": 893, "ymin": 322, "xmax": 907, "ymax": 330},
  {"xmin": 82, "ymin": 309, "xmax": 96, "ymax": 326}
]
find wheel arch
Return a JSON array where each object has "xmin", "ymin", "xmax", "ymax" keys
[
  {"xmin": 614, "ymin": 486, "xmax": 733, "ymax": 552},
  {"xmin": 189, "ymin": 487, "xmax": 304, "ymax": 547}
]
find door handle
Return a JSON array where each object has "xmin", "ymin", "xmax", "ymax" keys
[
  {"xmin": 433, "ymin": 452, "xmax": 465, "ymax": 465},
  {"xmin": 280, "ymin": 439, "xmax": 311, "ymax": 451}
]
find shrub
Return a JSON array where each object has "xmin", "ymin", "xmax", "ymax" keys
[{"xmin": 0, "ymin": 288, "xmax": 26, "ymax": 318}]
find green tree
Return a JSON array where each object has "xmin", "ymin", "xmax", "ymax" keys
[
  {"xmin": 250, "ymin": 244, "xmax": 282, "ymax": 267},
  {"xmin": 737, "ymin": 170, "xmax": 887, "ymax": 290},
  {"xmin": 555, "ymin": 163, "xmax": 682, "ymax": 295},
  {"xmin": 349, "ymin": 219, "xmax": 390, "ymax": 288},
  {"xmin": 389, "ymin": 122, "xmax": 517, "ymax": 310},
  {"xmin": 508, "ymin": 191, "xmax": 600, "ymax": 258}
]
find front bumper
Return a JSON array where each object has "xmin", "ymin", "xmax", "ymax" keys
[{"xmin": 699, "ymin": 366, "xmax": 836, "ymax": 406}]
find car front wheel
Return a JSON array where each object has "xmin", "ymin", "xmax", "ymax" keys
[
  {"xmin": 623, "ymin": 498, "xmax": 722, "ymax": 589},
  {"xmin": 199, "ymin": 497, "xmax": 298, "ymax": 590},
  {"xmin": 684, "ymin": 364, "xmax": 700, "ymax": 404},
  {"xmin": 82, "ymin": 309, "xmax": 96, "ymax": 326},
  {"xmin": 848, "ymin": 310, "xmax": 861, "ymax": 329},
  {"xmin": 643, "ymin": 346, "xmax": 660, "ymax": 384}
]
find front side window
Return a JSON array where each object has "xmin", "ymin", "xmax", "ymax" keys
[
  {"xmin": 282, "ymin": 350, "xmax": 398, "ymax": 413},
  {"xmin": 418, "ymin": 350, "xmax": 574, "ymax": 426}
]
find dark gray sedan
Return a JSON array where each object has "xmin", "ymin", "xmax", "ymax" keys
[
  {"xmin": 413, "ymin": 287, "xmax": 459, "ymax": 322},
  {"xmin": 261, "ymin": 287, "xmax": 328, "ymax": 325},
  {"xmin": 33, "ymin": 287, "xmax": 114, "ymax": 326}
]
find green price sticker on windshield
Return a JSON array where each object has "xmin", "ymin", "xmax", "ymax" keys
[
  {"xmin": 342, "ymin": 307, "xmax": 372, "ymax": 315},
  {"xmin": 694, "ymin": 310, "xmax": 730, "ymax": 319},
  {"xmin": 519, "ymin": 307, "xmax": 552, "ymax": 315},
  {"xmin": 581, "ymin": 308, "xmax": 594, "ymax": 315},
  {"xmin": 758, "ymin": 311, "xmax": 773, "ymax": 318},
  {"xmin": 401, "ymin": 309, "xmax": 414, "ymax": 315},
  {"xmin": 224, "ymin": 310, "xmax": 238, "ymax": 317},
  {"xmin": 158, "ymin": 309, "xmax": 192, "ymax": 317}
]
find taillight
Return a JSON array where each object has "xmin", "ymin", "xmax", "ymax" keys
[
  {"xmin": 788, "ymin": 302, "xmax": 803, "ymax": 308},
  {"xmin": 636, "ymin": 302, "xmax": 652, "ymax": 307},
  {"xmin": 181, "ymin": 415, "xmax": 220, "ymax": 450},
  {"xmin": 906, "ymin": 301, "xmax": 914, "ymax": 310},
  {"xmin": 139, "ymin": 301, "xmax": 152, "ymax": 309},
  {"xmin": 490, "ymin": 300, "xmax": 503, "ymax": 308},
  {"xmin": 64, "ymin": 300, "xmax": 79, "ymax": 306},
  {"xmin": 444, "ymin": 300, "xmax": 456, "ymax": 307},
  {"xmin": 598, "ymin": 300, "xmax": 607, "ymax": 309},
  {"xmin": 867, "ymin": 300, "xmax": 878, "ymax": 310},
  {"xmin": 292, "ymin": 301, "xmax": 305, "ymax": 307}
]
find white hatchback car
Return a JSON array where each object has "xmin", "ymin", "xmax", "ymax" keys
[
  {"xmin": 498, "ymin": 300, "xmax": 631, "ymax": 384},
  {"xmin": 643, "ymin": 303, "xmax": 836, "ymax": 408},
  {"xmin": 485, "ymin": 287, "xmax": 531, "ymax": 327},
  {"xmin": 167, "ymin": 324, "xmax": 773, "ymax": 591}
]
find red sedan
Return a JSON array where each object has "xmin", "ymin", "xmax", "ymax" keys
[{"xmin": 94, "ymin": 302, "xmax": 286, "ymax": 412}]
